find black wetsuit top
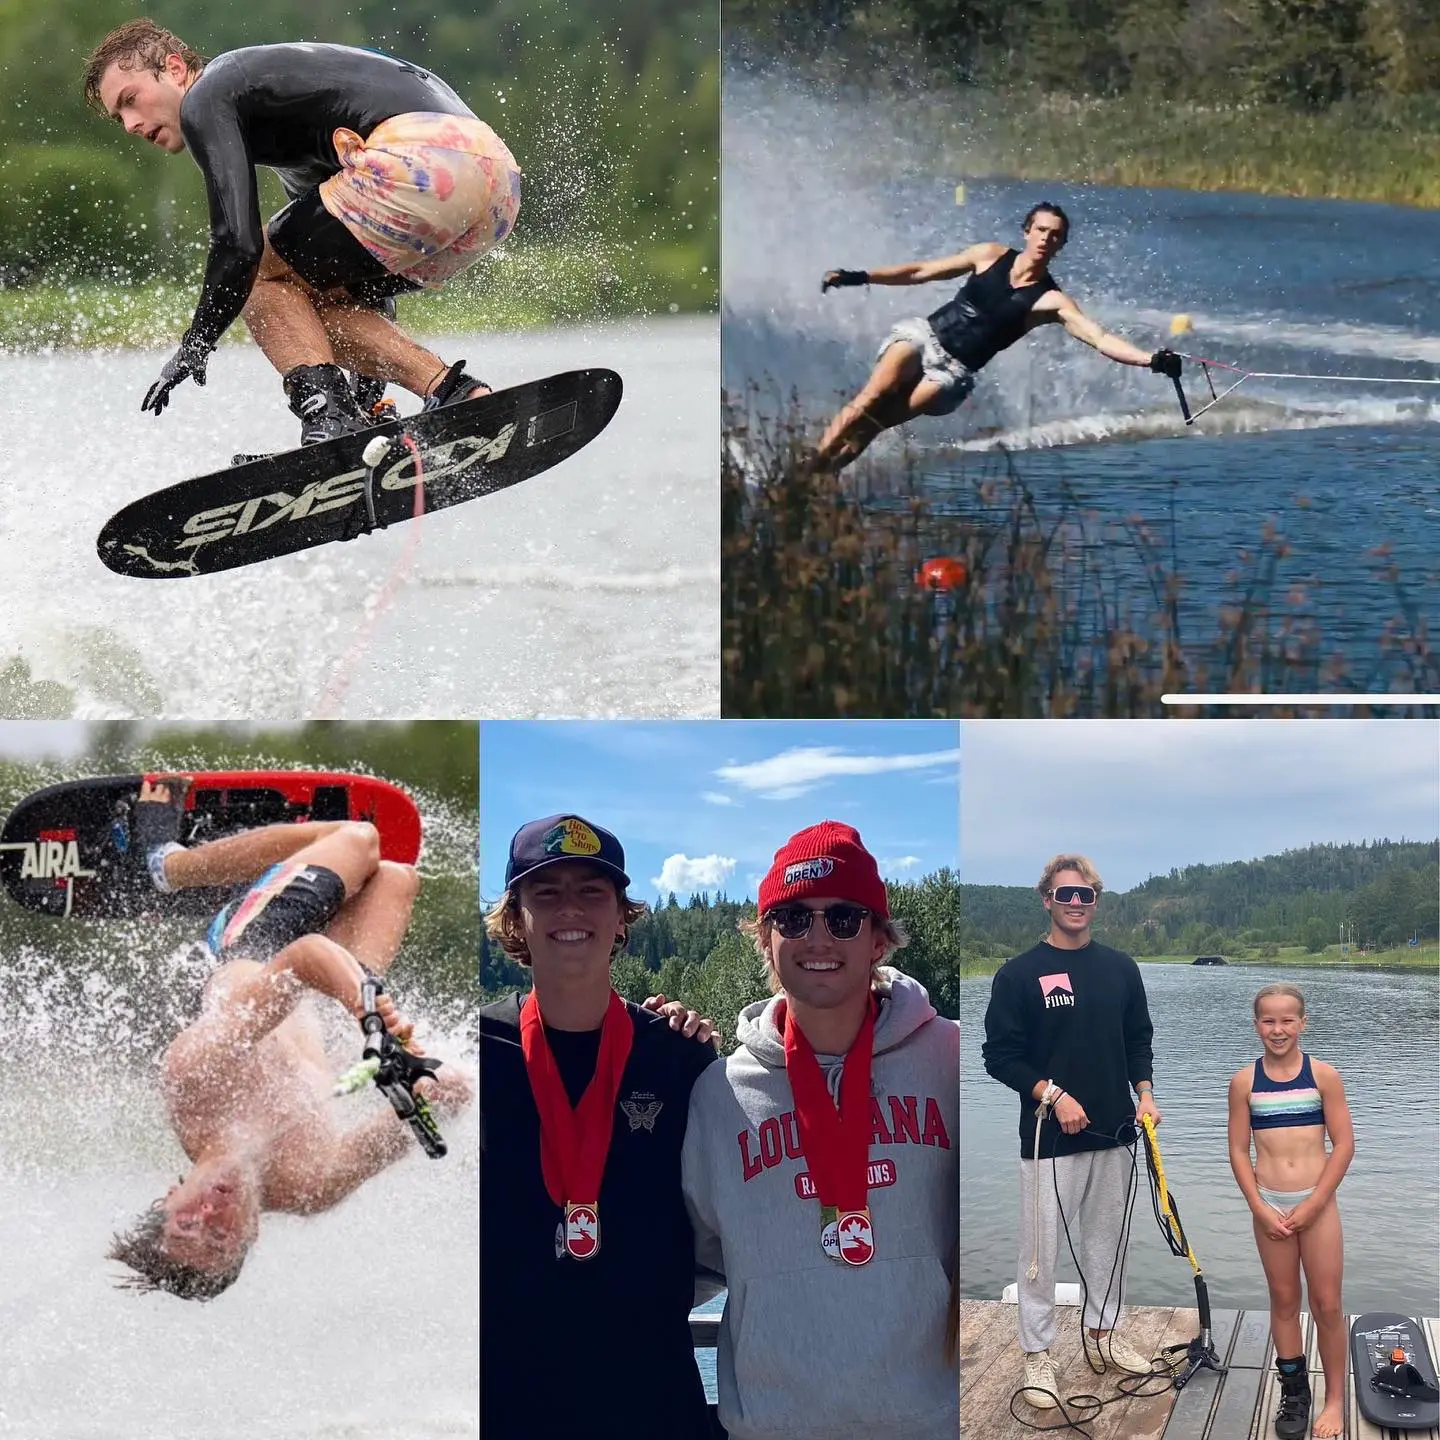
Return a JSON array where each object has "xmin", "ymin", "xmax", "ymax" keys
[
  {"xmin": 926, "ymin": 248, "xmax": 1059, "ymax": 371},
  {"xmin": 176, "ymin": 44, "xmax": 476, "ymax": 350},
  {"xmin": 981, "ymin": 939, "xmax": 1154, "ymax": 1158},
  {"xmin": 480, "ymin": 993, "xmax": 719, "ymax": 1440}
]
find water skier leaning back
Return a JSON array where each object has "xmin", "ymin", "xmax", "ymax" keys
[
  {"xmin": 815, "ymin": 203, "xmax": 1182, "ymax": 471},
  {"xmin": 83, "ymin": 19, "xmax": 522, "ymax": 446}
]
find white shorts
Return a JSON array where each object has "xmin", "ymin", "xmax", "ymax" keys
[{"xmin": 877, "ymin": 318, "xmax": 976, "ymax": 415}]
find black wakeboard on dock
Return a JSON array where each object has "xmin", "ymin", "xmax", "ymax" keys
[
  {"xmin": 1350, "ymin": 1312, "xmax": 1440, "ymax": 1430},
  {"xmin": 96, "ymin": 368, "xmax": 622, "ymax": 578}
]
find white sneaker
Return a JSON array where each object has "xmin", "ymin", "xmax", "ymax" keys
[
  {"xmin": 1021, "ymin": 1349, "xmax": 1061, "ymax": 1408},
  {"xmin": 1083, "ymin": 1328, "xmax": 1154, "ymax": 1375}
]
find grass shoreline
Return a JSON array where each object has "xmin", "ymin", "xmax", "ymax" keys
[
  {"xmin": 0, "ymin": 240, "xmax": 716, "ymax": 353},
  {"xmin": 961, "ymin": 943, "xmax": 1438, "ymax": 978}
]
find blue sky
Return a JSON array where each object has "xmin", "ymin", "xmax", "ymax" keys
[
  {"xmin": 962, "ymin": 720, "xmax": 1440, "ymax": 891},
  {"xmin": 480, "ymin": 721, "xmax": 960, "ymax": 902}
]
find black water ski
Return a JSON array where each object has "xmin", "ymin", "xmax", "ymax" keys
[
  {"xmin": 1350, "ymin": 1312, "xmax": 1440, "ymax": 1431},
  {"xmin": 97, "ymin": 369, "xmax": 622, "ymax": 578},
  {"xmin": 0, "ymin": 772, "xmax": 420, "ymax": 920}
]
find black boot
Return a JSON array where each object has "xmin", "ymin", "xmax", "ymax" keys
[
  {"xmin": 422, "ymin": 359, "xmax": 490, "ymax": 410},
  {"xmin": 1273, "ymin": 1357, "xmax": 1311, "ymax": 1440},
  {"xmin": 283, "ymin": 363, "xmax": 370, "ymax": 445}
]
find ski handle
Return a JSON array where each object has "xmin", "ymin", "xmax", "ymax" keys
[{"xmin": 359, "ymin": 973, "xmax": 448, "ymax": 1159}]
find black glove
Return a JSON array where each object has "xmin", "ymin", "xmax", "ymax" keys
[
  {"xmin": 132, "ymin": 779, "xmax": 189, "ymax": 854},
  {"xmin": 142, "ymin": 333, "xmax": 212, "ymax": 415},
  {"xmin": 1148, "ymin": 348, "xmax": 1182, "ymax": 380},
  {"xmin": 821, "ymin": 269, "xmax": 869, "ymax": 293}
]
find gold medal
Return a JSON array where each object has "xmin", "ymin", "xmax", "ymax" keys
[
  {"xmin": 819, "ymin": 1203, "xmax": 841, "ymax": 1259},
  {"xmin": 836, "ymin": 1207, "xmax": 875, "ymax": 1266},
  {"xmin": 564, "ymin": 1202, "xmax": 600, "ymax": 1260}
]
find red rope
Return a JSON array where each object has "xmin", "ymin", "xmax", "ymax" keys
[{"xmin": 312, "ymin": 430, "xmax": 426, "ymax": 717}]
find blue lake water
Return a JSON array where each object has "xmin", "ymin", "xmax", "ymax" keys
[{"xmin": 723, "ymin": 67, "xmax": 1440, "ymax": 689}]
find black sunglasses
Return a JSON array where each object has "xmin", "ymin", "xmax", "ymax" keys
[
  {"xmin": 1048, "ymin": 884, "xmax": 1097, "ymax": 906},
  {"xmin": 766, "ymin": 903, "xmax": 871, "ymax": 941}
]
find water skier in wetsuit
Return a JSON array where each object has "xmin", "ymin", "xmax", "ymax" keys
[
  {"xmin": 83, "ymin": 20, "xmax": 521, "ymax": 446},
  {"xmin": 815, "ymin": 203, "xmax": 1183, "ymax": 471},
  {"xmin": 107, "ymin": 780, "xmax": 472, "ymax": 1300}
]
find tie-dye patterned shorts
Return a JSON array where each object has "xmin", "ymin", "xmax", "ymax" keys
[{"xmin": 318, "ymin": 111, "xmax": 522, "ymax": 287}]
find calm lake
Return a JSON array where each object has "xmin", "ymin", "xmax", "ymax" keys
[{"xmin": 959, "ymin": 964, "xmax": 1440, "ymax": 1317}]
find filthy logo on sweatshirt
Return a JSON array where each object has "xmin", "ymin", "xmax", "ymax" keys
[{"xmin": 1039, "ymin": 973, "xmax": 1075, "ymax": 1008}]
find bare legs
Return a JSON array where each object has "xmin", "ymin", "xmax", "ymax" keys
[
  {"xmin": 1252, "ymin": 1198, "xmax": 1346, "ymax": 1438},
  {"xmin": 812, "ymin": 342, "xmax": 949, "ymax": 472},
  {"xmin": 241, "ymin": 239, "xmax": 455, "ymax": 398}
]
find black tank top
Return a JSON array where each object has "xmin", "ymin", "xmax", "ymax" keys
[
  {"xmin": 177, "ymin": 44, "xmax": 478, "ymax": 349},
  {"xmin": 926, "ymin": 249, "xmax": 1059, "ymax": 371}
]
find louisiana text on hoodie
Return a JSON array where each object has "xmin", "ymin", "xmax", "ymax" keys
[{"xmin": 681, "ymin": 967, "xmax": 959, "ymax": 1440}]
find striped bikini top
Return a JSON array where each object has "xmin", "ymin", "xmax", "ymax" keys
[{"xmin": 1249, "ymin": 1052, "xmax": 1325, "ymax": 1129}]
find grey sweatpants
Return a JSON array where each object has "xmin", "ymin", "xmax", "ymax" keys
[{"xmin": 1016, "ymin": 1146, "xmax": 1135, "ymax": 1353}]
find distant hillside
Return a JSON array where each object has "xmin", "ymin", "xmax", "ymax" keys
[{"xmin": 962, "ymin": 840, "xmax": 1439, "ymax": 960}]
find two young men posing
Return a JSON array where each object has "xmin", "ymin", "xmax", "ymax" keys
[{"xmin": 481, "ymin": 816, "xmax": 958, "ymax": 1440}]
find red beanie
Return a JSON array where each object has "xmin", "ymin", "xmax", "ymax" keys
[{"xmin": 757, "ymin": 821, "xmax": 889, "ymax": 918}]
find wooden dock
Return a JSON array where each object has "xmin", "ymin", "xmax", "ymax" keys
[{"xmin": 959, "ymin": 1301, "xmax": 1440, "ymax": 1439}]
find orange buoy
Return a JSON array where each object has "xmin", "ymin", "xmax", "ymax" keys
[{"xmin": 917, "ymin": 556, "xmax": 967, "ymax": 590}]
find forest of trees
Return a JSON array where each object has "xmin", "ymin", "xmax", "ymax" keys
[
  {"xmin": 728, "ymin": 0, "xmax": 1440, "ymax": 112},
  {"xmin": 0, "ymin": 0, "xmax": 716, "ymax": 308},
  {"xmin": 482, "ymin": 867, "xmax": 963, "ymax": 1045},
  {"xmin": 957, "ymin": 840, "xmax": 1440, "ymax": 962}
]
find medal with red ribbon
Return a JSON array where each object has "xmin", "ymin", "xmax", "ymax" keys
[
  {"xmin": 783, "ymin": 994, "xmax": 877, "ymax": 1266},
  {"xmin": 520, "ymin": 989, "xmax": 634, "ymax": 1261}
]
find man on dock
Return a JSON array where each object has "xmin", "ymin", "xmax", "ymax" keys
[
  {"xmin": 981, "ymin": 853, "xmax": 1160, "ymax": 1407},
  {"xmin": 682, "ymin": 821, "xmax": 959, "ymax": 1440}
]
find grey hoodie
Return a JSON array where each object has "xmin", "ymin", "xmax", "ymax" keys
[{"xmin": 682, "ymin": 967, "xmax": 959, "ymax": 1440}]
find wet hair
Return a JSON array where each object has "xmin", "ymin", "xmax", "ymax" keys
[
  {"xmin": 1023, "ymin": 202, "xmax": 1070, "ymax": 242},
  {"xmin": 1036, "ymin": 853, "xmax": 1103, "ymax": 898},
  {"xmin": 1253, "ymin": 983, "xmax": 1307, "ymax": 1019},
  {"xmin": 82, "ymin": 18, "xmax": 207, "ymax": 112},
  {"xmin": 483, "ymin": 870, "xmax": 647, "ymax": 967},
  {"xmin": 107, "ymin": 1204, "xmax": 246, "ymax": 1301},
  {"xmin": 740, "ymin": 910, "xmax": 909, "ymax": 995}
]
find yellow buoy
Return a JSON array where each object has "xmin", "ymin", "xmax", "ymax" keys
[
  {"xmin": 1170, "ymin": 313, "xmax": 1193, "ymax": 336},
  {"xmin": 954, "ymin": 183, "xmax": 966, "ymax": 206}
]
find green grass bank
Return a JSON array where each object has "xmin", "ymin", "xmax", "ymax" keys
[{"xmin": 0, "ymin": 239, "xmax": 715, "ymax": 353}]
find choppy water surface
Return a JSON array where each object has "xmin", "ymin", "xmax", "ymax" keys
[
  {"xmin": 3, "ymin": 318, "xmax": 717, "ymax": 719},
  {"xmin": 959, "ymin": 964, "xmax": 1440, "ymax": 1317},
  {"xmin": 0, "ymin": 791, "xmax": 479, "ymax": 1438},
  {"xmin": 724, "ymin": 67, "xmax": 1439, "ymax": 682}
]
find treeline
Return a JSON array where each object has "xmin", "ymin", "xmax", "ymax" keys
[
  {"xmin": 729, "ymin": 0, "xmax": 1440, "ymax": 111},
  {"xmin": 0, "ymin": 0, "xmax": 716, "ymax": 304},
  {"xmin": 959, "ymin": 840, "xmax": 1440, "ymax": 961},
  {"xmin": 481, "ymin": 868, "xmax": 963, "ymax": 1045},
  {"xmin": 0, "ymin": 723, "xmax": 479, "ymax": 1022}
]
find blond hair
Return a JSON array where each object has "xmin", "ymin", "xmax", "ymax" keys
[
  {"xmin": 1037, "ymin": 854, "xmax": 1104, "ymax": 897},
  {"xmin": 740, "ymin": 910, "xmax": 909, "ymax": 994},
  {"xmin": 484, "ymin": 877, "xmax": 647, "ymax": 967},
  {"xmin": 83, "ymin": 19, "xmax": 207, "ymax": 111},
  {"xmin": 1253, "ymin": 983, "xmax": 1306, "ymax": 1019}
]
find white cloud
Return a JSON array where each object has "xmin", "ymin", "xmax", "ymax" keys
[
  {"xmin": 701, "ymin": 791, "xmax": 736, "ymax": 806},
  {"xmin": 715, "ymin": 746, "xmax": 960, "ymax": 800},
  {"xmin": 881, "ymin": 855, "xmax": 923, "ymax": 875},
  {"xmin": 651, "ymin": 852, "xmax": 738, "ymax": 896}
]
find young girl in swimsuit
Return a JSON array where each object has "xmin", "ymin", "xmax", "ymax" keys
[{"xmin": 1227, "ymin": 983, "xmax": 1354, "ymax": 1440}]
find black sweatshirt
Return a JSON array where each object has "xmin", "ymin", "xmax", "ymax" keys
[
  {"xmin": 176, "ymin": 44, "xmax": 476, "ymax": 350},
  {"xmin": 480, "ymin": 993, "xmax": 719, "ymax": 1440},
  {"xmin": 981, "ymin": 939, "xmax": 1155, "ymax": 1158}
]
